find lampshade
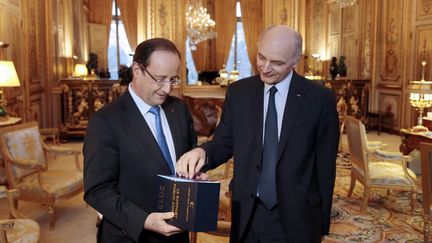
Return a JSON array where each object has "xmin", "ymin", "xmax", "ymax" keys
[
  {"xmin": 0, "ymin": 61, "xmax": 20, "ymax": 87},
  {"xmin": 73, "ymin": 64, "xmax": 88, "ymax": 77}
]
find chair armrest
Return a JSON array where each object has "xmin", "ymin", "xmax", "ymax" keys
[
  {"xmin": 374, "ymin": 149, "xmax": 404, "ymax": 161},
  {"xmin": 43, "ymin": 144, "xmax": 80, "ymax": 156},
  {"xmin": 42, "ymin": 144, "xmax": 82, "ymax": 171},
  {"xmin": 8, "ymin": 158, "xmax": 45, "ymax": 171}
]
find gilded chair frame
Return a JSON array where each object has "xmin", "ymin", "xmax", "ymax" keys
[
  {"xmin": 420, "ymin": 142, "xmax": 432, "ymax": 242},
  {"xmin": 345, "ymin": 116, "xmax": 416, "ymax": 213},
  {"xmin": 0, "ymin": 186, "xmax": 40, "ymax": 243},
  {"xmin": 0, "ymin": 121, "xmax": 83, "ymax": 230}
]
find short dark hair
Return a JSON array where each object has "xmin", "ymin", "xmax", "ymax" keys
[{"xmin": 133, "ymin": 38, "xmax": 181, "ymax": 68}]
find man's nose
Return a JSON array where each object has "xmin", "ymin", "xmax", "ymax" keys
[
  {"xmin": 160, "ymin": 82, "xmax": 172, "ymax": 93},
  {"xmin": 261, "ymin": 61, "xmax": 272, "ymax": 73}
]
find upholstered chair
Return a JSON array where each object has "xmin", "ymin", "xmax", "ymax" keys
[
  {"xmin": 420, "ymin": 142, "xmax": 432, "ymax": 242},
  {"xmin": 0, "ymin": 186, "xmax": 40, "ymax": 243},
  {"xmin": 0, "ymin": 121, "xmax": 83, "ymax": 230},
  {"xmin": 345, "ymin": 116, "xmax": 417, "ymax": 213}
]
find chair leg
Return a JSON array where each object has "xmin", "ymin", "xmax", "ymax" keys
[
  {"xmin": 424, "ymin": 211, "xmax": 431, "ymax": 243},
  {"xmin": 48, "ymin": 205, "xmax": 55, "ymax": 230},
  {"xmin": 360, "ymin": 187, "xmax": 370, "ymax": 213},
  {"xmin": 347, "ymin": 176, "xmax": 356, "ymax": 197}
]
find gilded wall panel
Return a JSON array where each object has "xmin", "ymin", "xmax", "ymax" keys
[
  {"xmin": 378, "ymin": 91, "xmax": 401, "ymax": 130},
  {"xmin": 328, "ymin": 36, "xmax": 340, "ymax": 60},
  {"xmin": 380, "ymin": 0, "xmax": 404, "ymax": 82},
  {"xmin": 342, "ymin": 4, "xmax": 356, "ymax": 33},
  {"xmin": 27, "ymin": 0, "xmax": 43, "ymax": 86},
  {"xmin": 341, "ymin": 34, "xmax": 357, "ymax": 77},
  {"xmin": 360, "ymin": 0, "xmax": 374, "ymax": 79},
  {"xmin": 416, "ymin": 0, "xmax": 432, "ymax": 20},
  {"xmin": 263, "ymin": 0, "xmax": 297, "ymax": 28},
  {"xmin": 414, "ymin": 27, "xmax": 432, "ymax": 81},
  {"xmin": 329, "ymin": 4, "xmax": 341, "ymax": 35}
]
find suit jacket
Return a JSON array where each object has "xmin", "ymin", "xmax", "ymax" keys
[
  {"xmin": 201, "ymin": 73, "xmax": 339, "ymax": 242},
  {"xmin": 83, "ymin": 90, "xmax": 197, "ymax": 243}
]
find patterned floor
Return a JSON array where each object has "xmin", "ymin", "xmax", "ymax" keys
[
  {"xmin": 198, "ymin": 152, "xmax": 426, "ymax": 243},
  {"xmin": 324, "ymin": 153, "xmax": 424, "ymax": 242}
]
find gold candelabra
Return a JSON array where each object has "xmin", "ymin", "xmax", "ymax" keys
[{"xmin": 409, "ymin": 60, "xmax": 432, "ymax": 132}]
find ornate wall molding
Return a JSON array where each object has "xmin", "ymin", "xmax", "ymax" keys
[
  {"xmin": 379, "ymin": 0, "xmax": 404, "ymax": 82},
  {"xmin": 417, "ymin": 0, "xmax": 432, "ymax": 20}
]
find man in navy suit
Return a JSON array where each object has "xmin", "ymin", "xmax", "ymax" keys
[
  {"xmin": 177, "ymin": 25, "xmax": 339, "ymax": 242},
  {"xmin": 84, "ymin": 38, "xmax": 196, "ymax": 243}
]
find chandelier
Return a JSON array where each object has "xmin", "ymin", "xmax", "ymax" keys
[
  {"xmin": 336, "ymin": 0, "xmax": 357, "ymax": 8},
  {"xmin": 408, "ymin": 60, "xmax": 432, "ymax": 132},
  {"xmin": 186, "ymin": 0, "xmax": 216, "ymax": 50}
]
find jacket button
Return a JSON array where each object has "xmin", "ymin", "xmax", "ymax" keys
[{"xmin": 256, "ymin": 164, "xmax": 260, "ymax": 170}]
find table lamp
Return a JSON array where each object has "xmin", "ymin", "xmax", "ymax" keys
[
  {"xmin": 0, "ymin": 61, "xmax": 20, "ymax": 121},
  {"xmin": 73, "ymin": 64, "xmax": 88, "ymax": 77},
  {"xmin": 409, "ymin": 60, "xmax": 432, "ymax": 132}
]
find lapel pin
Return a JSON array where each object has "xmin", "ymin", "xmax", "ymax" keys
[{"xmin": 296, "ymin": 94, "xmax": 301, "ymax": 97}]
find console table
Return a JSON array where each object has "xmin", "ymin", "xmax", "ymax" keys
[
  {"xmin": 323, "ymin": 79, "xmax": 370, "ymax": 122},
  {"xmin": 399, "ymin": 128, "xmax": 432, "ymax": 155}
]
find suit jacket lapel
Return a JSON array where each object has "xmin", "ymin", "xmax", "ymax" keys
[
  {"xmin": 276, "ymin": 72, "xmax": 305, "ymax": 163},
  {"xmin": 251, "ymin": 78, "xmax": 265, "ymax": 162},
  {"xmin": 121, "ymin": 90, "xmax": 173, "ymax": 173}
]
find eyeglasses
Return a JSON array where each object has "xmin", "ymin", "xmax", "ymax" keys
[{"xmin": 136, "ymin": 63, "xmax": 181, "ymax": 86}]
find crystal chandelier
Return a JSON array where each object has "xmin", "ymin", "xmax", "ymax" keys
[
  {"xmin": 336, "ymin": 0, "xmax": 357, "ymax": 8},
  {"xmin": 409, "ymin": 60, "xmax": 432, "ymax": 132},
  {"xmin": 186, "ymin": 0, "xmax": 216, "ymax": 50}
]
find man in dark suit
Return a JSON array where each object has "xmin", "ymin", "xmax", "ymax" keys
[
  {"xmin": 84, "ymin": 38, "xmax": 197, "ymax": 243},
  {"xmin": 177, "ymin": 25, "xmax": 339, "ymax": 242}
]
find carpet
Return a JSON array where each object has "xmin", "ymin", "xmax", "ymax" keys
[
  {"xmin": 199, "ymin": 153, "xmax": 426, "ymax": 243},
  {"xmin": 324, "ymin": 152, "xmax": 424, "ymax": 242}
]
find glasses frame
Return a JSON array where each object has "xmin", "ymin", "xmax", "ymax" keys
[{"xmin": 136, "ymin": 62, "xmax": 181, "ymax": 86}]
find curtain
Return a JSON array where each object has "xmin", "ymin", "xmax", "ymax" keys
[
  {"xmin": 214, "ymin": 0, "xmax": 237, "ymax": 71},
  {"xmin": 88, "ymin": 0, "xmax": 113, "ymax": 69},
  {"xmin": 88, "ymin": 0, "xmax": 113, "ymax": 40},
  {"xmin": 117, "ymin": 0, "xmax": 138, "ymax": 50},
  {"xmin": 239, "ymin": 0, "xmax": 263, "ymax": 74}
]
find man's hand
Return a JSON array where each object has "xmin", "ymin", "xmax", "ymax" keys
[
  {"xmin": 176, "ymin": 148, "xmax": 206, "ymax": 179},
  {"xmin": 144, "ymin": 212, "xmax": 183, "ymax": 236}
]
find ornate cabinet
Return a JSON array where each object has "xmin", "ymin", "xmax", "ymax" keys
[{"xmin": 58, "ymin": 79, "xmax": 126, "ymax": 138}]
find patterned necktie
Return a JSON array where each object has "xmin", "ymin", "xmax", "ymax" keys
[
  {"xmin": 149, "ymin": 106, "xmax": 175, "ymax": 175},
  {"xmin": 258, "ymin": 86, "xmax": 278, "ymax": 209}
]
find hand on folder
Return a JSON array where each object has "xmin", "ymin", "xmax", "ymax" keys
[
  {"xmin": 144, "ymin": 212, "xmax": 183, "ymax": 236},
  {"xmin": 177, "ymin": 147, "xmax": 206, "ymax": 179}
]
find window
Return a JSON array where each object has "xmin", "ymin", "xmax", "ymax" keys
[
  {"xmin": 107, "ymin": 0, "xmax": 132, "ymax": 79},
  {"xmin": 186, "ymin": 1, "xmax": 252, "ymax": 84},
  {"xmin": 226, "ymin": 2, "xmax": 252, "ymax": 80}
]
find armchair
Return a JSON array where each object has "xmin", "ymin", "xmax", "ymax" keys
[
  {"xmin": 0, "ymin": 121, "xmax": 83, "ymax": 230},
  {"xmin": 0, "ymin": 186, "xmax": 40, "ymax": 243},
  {"xmin": 345, "ymin": 116, "xmax": 417, "ymax": 213},
  {"xmin": 420, "ymin": 142, "xmax": 432, "ymax": 242}
]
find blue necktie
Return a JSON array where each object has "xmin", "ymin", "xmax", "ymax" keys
[
  {"xmin": 149, "ymin": 106, "xmax": 175, "ymax": 175},
  {"xmin": 258, "ymin": 86, "xmax": 278, "ymax": 209}
]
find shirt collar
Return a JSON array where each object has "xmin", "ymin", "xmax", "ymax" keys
[
  {"xmin": 264, "ymin": 70, "xmax": 292, "ymax": 97},
  {"xmin": 128, "ymin": 83, "xmax": 155, "ymax": 113}
]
